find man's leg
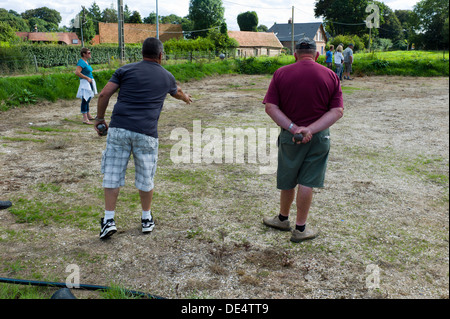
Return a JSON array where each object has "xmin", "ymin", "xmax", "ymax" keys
[
  {"xmin": 105, "ymin": 188, "xmax": 120, "ymax": 211},
  {"xmin": 290, "ymin": 184, "xmax": 318, "ymax": 242},
  {"xmin": 140, "ymin": 189, "xmax": 155, "ymax": 233},
  {"xmin": 263, "ymin": 188, "xmax": 295, "ymax": 231},
  {"xmin": 295, "ymin": 185, "xmax": 313, "ymax": 226},
  {"xmin": 100, "ymin": 188, "xmax": 120, "ymax": 239},
  {"xmin": 139, "ymin": 189, "xmax": 154, "ymax": 212},
  {"xmin": 279, "ymin": 188, "xmax": 295, "ymax": 217}
]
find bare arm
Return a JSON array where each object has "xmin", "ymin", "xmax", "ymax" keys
[
  {"xmin": 265, "ymin": 103, "xmax": 343, "ymax": 144},
  {"xmin": 306, "ymin": 107, "xmax": 344, "ymax": 135},
  {"xmin": 171, "ymin": 85, "xmax": 192, "ymax": 104},
  {"xmin": 265, "ymin": 103, "xmax": 297, "ymax": 132},
  {"xmin": 75, "ymin": 66, "xmax": 92, "ymax": 83}
]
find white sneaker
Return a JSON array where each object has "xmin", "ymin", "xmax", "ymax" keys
[
  {"xmin": 142, "ymin": 217, "xmax": 155, "ymax": 233},
  {"xmin": 99, "ymin": 218, "xmax": 117, "ymax": 239}
]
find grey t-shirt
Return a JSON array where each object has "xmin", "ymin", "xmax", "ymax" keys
[
  {"xmin": 343, "ymin": 47, "xmax": 353, "ymax": 63},
  {"xmin": 108, "ymin": 60, "xmax": 178, "ymax": 138}
]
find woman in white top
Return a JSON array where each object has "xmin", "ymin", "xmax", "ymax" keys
[{"xmin": 334, "ymin": 45, "xmax": 344, "ymax": 81}]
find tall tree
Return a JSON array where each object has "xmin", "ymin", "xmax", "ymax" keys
[
  {"xmin": 128, "ymin": 11, "xmax": 142, "ymax": 24},
  {"xmin": 377, "ymin": 2, "xmax": 403, "ymax": 42},
  {"xmin": 0, "ymin": 21, "xmax": 19, "ymax": 42},
  {"xmin": 88, "ymin": 2, "xmax": 102, "ymax": 34},
  {"xmin": 237, "ymin": 11, "xmax": 258, "ymax": 32},
  {"xmin": 21, "ymin": 7, "xmax": 61, "ymax": 26},
  {"xmin": 189, "ymin": 0, "xmax": 225, "ymax": 38},
  {"xmin": 411, "ymin": 0, "xmax": 449, "ymax": 49},
  {"xmin": 314, "ymin": 0, "xmax": 370, "ymax": 36},
  {"xmin": 102, "ymin": 5, "xmax": 118, "ymax": 23},
  {"xmin": 0, "ymin": 8, "xmax": 29, "ymax": 31}
]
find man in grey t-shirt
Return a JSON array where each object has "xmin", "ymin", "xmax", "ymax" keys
[
  {"xmin": 343, "ymin": 43, "xmax": 354, "ymax": 80},
  {"xmin": 95, "ymin": 37, "xmax": 192, "ymax": 239}
]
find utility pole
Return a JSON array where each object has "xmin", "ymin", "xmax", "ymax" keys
[
  {"xmin": 291, "ymin": 6, "xmax": 295, "ymax": 55},
  {"xmin": 80, "ymin": 7, "xmax": 85, "ymax": 47},
  {"xmin": 118, "ymin": 0, "xmax": 125, "ymax": 62},
  {"xmin": 156, "ymin": 0, "xmax": 159, "ymax": 39}
]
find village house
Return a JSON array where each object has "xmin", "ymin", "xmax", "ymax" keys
[
  {"xmin": 95, "ymin": 22, "xmax": 183, "ymax": 44},
  {"xmin": 16, "ymin": 32, "xmax": 80, "ymax": 45},
  {"xmin": 268, "ymin": 21, "xmax": 328, "ymax": 55},
  {"xmin": 227, "ymin": 31, "xmax": 284, "ymax": 58}
]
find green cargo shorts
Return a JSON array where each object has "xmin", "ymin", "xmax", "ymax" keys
[{"xmin": 277, "ymin": 128, "xmax": 331, "ymax": 189}]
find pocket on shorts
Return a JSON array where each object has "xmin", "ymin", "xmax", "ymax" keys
[
  {"xmin": 279, "ymin": 129, "xmax": 295, "ymax": 145},
  {"xmin": 314, "ymin": 131, "xmax": 331, "ymax": 154}
]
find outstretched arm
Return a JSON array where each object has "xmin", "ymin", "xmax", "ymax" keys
[{"xmin": 171, "ymin": 85, "xmax": 192, "ymax": 104}]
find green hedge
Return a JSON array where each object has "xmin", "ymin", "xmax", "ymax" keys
[{"xmin": 0, "ymin": 43, "xmax": 143, "ymax": 71}]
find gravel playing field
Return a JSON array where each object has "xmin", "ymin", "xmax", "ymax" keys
[{"xmin": 0, "ymin": 74, "xmax": 448, "ymax": 299}]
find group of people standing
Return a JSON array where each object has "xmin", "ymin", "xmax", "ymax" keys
[{"xmin": 325, "ymin": 43, "xmax": 354, "ymax": 81}]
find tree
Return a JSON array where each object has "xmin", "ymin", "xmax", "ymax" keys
[
  {"xmin": 0, "ymin": 21, "xmax": 19, "ymax": 42},
  {"xmin": 444, "ymin": 17, "xmax": 449, "ymax": 49},
  {"xmin": 143, "ymin": 12, "xmax": 157, "ymax": 24},
  {"xmin": 189, "ymin": 0, "xmax": 225, "ymax": 38},
  {"xmin": 74, "ymin": 7, "xmax": 96, "ymax": 44},
  {"xmin": 21, "ymin": 7, "xmax": 61, "ymax": 26},
  {"xmin": 237, "ymin": 11, "xmax": 258, "ymax": 32},
  {"xmin": 128, "ymin": 11, "xmax": 142, "ymax": 24},
  {"xmin": 257, "ymin": 25, "xmax": 268, "ymax": 32},
  {"xmin": 102, "ymin": 5, "xmax": 118, "ymax": 23},
  {"xmin": 411, "ymin": 0, "xmax": 449, "ymax": 49},
  {"xmin": 28, "ymin": 17, "xmax": 58, "ymax": 32},
  {"xmin": 315, "ymin": 0, "xmax": 370, "ymax": 36},
  {"xmin": 376, "ymin": 2, "xmax": 403, "ymax": 43},
  {"xmin": 124, "ymin": 5, "xmax": 132, "ymax": 23},
  {"xmin": 395, "ymin": 9, "xmax": 415, "ymax": 48},
  {"xmin": 88, "ymin": 2, "xmax": 103, "ymax": 34},
  {"xmin": 0, "ymin": 8, "xmax": 29, "ymax": 31}
]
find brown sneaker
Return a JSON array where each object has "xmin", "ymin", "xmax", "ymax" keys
[
  {"xmin": 290, "ymin": 225, "xmax": 318, "ymax": 243},
  {"xmin": 263, "ymin": 215, "xmax": 291, "ymax": 231}
]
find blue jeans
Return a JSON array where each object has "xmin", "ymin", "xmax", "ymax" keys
[
  {"xmin": 80, "ymin": 81, "xmax": 94, "ymax": 114},
  {"xmin": 81, "ymin": 97, "xmax": 91, "ymax": 114},
  {"xmin": 335, "ymin": 64, "xmax": 343, "ymax": 80}
]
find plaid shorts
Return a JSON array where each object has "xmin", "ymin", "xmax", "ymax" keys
[{"xmin": 101, "ymin": 128, "xmax": 158, "ymax": 192}]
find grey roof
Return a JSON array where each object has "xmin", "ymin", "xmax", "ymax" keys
[{"xmin": 268, "ymin": 22, "xmax": 324, "ymax": 42}]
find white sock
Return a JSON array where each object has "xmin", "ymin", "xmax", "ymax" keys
[
  {"xmin": 104, "ymin": 210, "xmax": 115, "ymax": 221},
  {"xmin": 142, "ymin": 210, "xmax": 152, "ymax": 220}
]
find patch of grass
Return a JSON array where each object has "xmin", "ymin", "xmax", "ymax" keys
[
  {"xmin": 1, "ymin": 136, "xmax": 45, "ymax": 143},
  {"xmin": 404, "ymin": 156, "xmax": 449, "ymax": 186},
  {"xmin": 8, "ymin": 197, "xmax": 99, "ymax": 229},
  {"xmin": 0, "ymin": 283, "xmax": 50, "ymax": 299},
  {"xmin": 30, "ymin": 126, "xmax": 76, "ymax": 133}
]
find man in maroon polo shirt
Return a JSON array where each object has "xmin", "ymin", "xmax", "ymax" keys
[{"xmin": 262, "ymin": 37, "xmax": 344, "ymax": 243}]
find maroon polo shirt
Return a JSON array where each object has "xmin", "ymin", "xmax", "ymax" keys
[{"xmin": 263, "ymin": 60, "xmax": 343, "ymax": 127}]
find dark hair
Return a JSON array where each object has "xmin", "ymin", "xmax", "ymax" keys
[
  {"xmin": 142, "ymin": 37, "xmax": 163, "ymax": 59},
  {"xmin": 80, "ymin": 47, "xmax": 90, "ymax": 57}
]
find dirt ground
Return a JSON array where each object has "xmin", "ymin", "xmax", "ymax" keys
[{"xmin": 0, "ymin": 74, "xmax": 448, "ymax": 299}]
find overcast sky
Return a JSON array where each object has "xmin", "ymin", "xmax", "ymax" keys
[{"xmin": 0, "ymin": 0, "xmax": 420, "ymax": 31}]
